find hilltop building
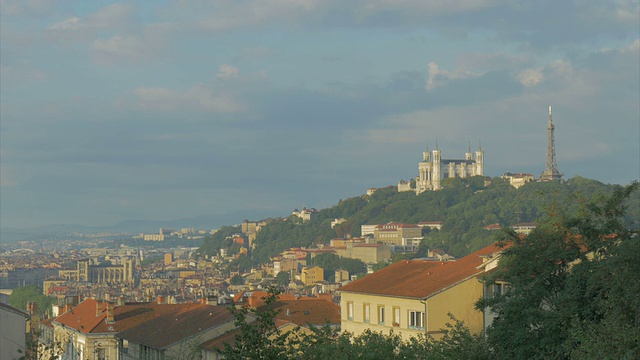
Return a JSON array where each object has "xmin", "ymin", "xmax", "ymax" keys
[
  {"xmin": 399, "ymin": 143, "xmax": 484, "ymax": 194},
  {"xmin": 502, "ymin": 172, "xmax": 535, "ymax": 189}
]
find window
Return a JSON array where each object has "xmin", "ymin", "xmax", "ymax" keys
[
  {"xmin": 393, "ymin": 307, "xmax": 400, "ymax": 326},
  {"xmin": 363, "ymin": 303, "xmax": 370, "ymax": 323},
  {"xmin": 409, "ymin": 310, "xmax": 425, "ymax": 329},
  {"xmin": 378, "ymin": 306, "xmax": 385, "ymax": 325},
  {"xmin": 347, "ymin": 302, "xmax": 354, "ymax": 320}
]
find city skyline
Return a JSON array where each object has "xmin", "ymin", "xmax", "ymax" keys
[{"xmin": 1, "ymin": 1, "xmax": 639, "ymax": 229}]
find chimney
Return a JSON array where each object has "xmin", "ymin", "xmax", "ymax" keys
[
  {"xmin": 96, "ymin": 301, "xmax": 102, "ymax": 317},
  {"xmin": 117, "ymin": 296, "xmax": 125, "ymax": 306},
  {"xmin": 286, "ymin": 309, "xmax": 291, "ymax": 316},
  {"xmin": 106, "ymin": 302, "xmax": 115, "ymax": 324},
  {"xmin": 206, "ymin": 295, "xmax": 218, "ymax": 306}
]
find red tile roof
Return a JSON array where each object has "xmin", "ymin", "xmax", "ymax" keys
[
  {"xmin": 260, "ymin": 300, "xmax": 340, "ymax": 327},
  {"xmin": 115, "ymin": 304, "xmax": 234, "ymax": 349},
  {"xmin": 54, "ymin": 298, "xmax": 234, "ymax": 343},
  {"xmin": 339, "ymin": 244, "xmax": 503, "ymax": 299}
]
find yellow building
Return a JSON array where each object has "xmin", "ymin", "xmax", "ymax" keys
[
  {"xmin": 340, "ymin": 244, "xmax": 503, "ymax": 339},
  {"xmin": 164, "ymin": 252, "xmax": 173, "ymax": 266},
  {"xmin": 373, "ymin": 222, "xmax": 422, "ymax": 246},
  {"xmin": 301, "ymin": 266, "xmax": 324, "ymax": 286},
  {"xmin": 336, "ymin": 243, "xmax": 391, "ymax": 264}
]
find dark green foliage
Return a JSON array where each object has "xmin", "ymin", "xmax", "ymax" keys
[
  {"xmin": 219, "ymin": 287, "xmax": 295, "ymax": 359},
  {"xmin": 478, "ymin": 181, "xmax": 640, "ymax": 360},
  {"xmin": 230, "ymin": 274, "xmax": 244, "ymax": 285},
  {"xmin": 275, "ymin": 271, "xmax": 290, "ymax": 286},
  {"xmin": 9, "ymin": 285, "xmax": 55, "ymax": 316},
  {"xmin": 196, "ymin": 225, "xmax": 242, "ymax": 258},
  {"xmin": 225, "ymin": 254, "xmax": 254, "ymax": 275},
  {"xmin": 198, "ymin": 177, "xmax": 639, "ymax": 266}
]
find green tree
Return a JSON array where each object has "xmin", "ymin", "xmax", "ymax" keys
[
  {"xmin": 9, "ymin": 285, "xmax": 55, "ymax": 316},
  {"xmin": 275, "ymin": 271, "xmax": 290, "ymax": 286},
  {"xmin": 230, "ymin": 274, "xmax": 244, "ymax": 285},
  {"xmin": 478, "ymin": 181, "xmax": 639, "ymax": 359},
  {"xmin": 218, "ymin": 287, "xmax": 294, "ymax": 359}
]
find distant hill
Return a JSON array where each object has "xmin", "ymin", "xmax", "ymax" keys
[
  {"xmin": 198, "ymin": 176, "xmax": 639, "ymax": 263},
  {"xmin": 0, "ymin": 210, "xmax": 271, "ymax": 244}
]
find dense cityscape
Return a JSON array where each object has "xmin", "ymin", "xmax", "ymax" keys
[{"xmin": 1, "ymin": 1, "xmax": 638, "ymax": 359}]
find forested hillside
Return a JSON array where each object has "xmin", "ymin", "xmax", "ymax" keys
[{"xmin": 197, "ymin": 176, "xmax": 640, "ymax": 264}]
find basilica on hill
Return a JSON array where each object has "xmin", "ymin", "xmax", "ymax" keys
[{"xmin": 398, "ymin": 143, "xmax": 484, "ymax": 194}]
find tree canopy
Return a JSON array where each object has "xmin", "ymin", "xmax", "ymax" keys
[
  {"xmin": 9, "ymin": 285, "xmax": 55, "ymax": 316},
  {"xmin": 478, "ymin": 181, "xmax": 640, "ymax": 359}
]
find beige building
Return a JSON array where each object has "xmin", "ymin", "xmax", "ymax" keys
[
  {"xmin": 374, "ymin": 222, "xmax": 422, "ymax": 246},
  {"xmin": 501, "ymin": 172, "xmax": 535, "ymax": 189},
  {"xmin": 273, "ymin": 257, "xmax": 299, "ymax": 277},
  {"xmin": 292, "ymin": 207, "xmax": 318, "ymax": 222},
  {"xmin": 336, "ymin": 243, "xmax": 391, "ymax": 264},
  {"xmin": 512, "ymin": 222, "xmax": 537, "ymax": 235},
  {"xmin": 164, "ymin": 252, "xmax": 173, "ymax": 266},
  {"xmin": 340, "ymin": 244, "xmax": 503, "ymax": 339},
  {"xmin": 301, "ymin": 266, "xmax": 325, "ymax": 286},
  {"xmin": 76, "ymin": 257, "xmax": 135, "ymax": 284}
]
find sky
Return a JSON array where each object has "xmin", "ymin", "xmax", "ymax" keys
[{"xmin": 1, "ymin": 0, "xmax": 639, "ymax": 229}]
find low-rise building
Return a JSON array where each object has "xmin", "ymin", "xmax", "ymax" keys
[
  {"xmin": 335, "ymin": 243, "xmax": 391, "ymax": 264},
  {"xmin": 374, "ymin": 223, "xmax": 422, "ymax": 246},
  {"xmin": 340, "ymin": 244, "xmax": 503, "ymax": 339},
  {"xmin": 301, "ymin": 266, "xmax": 324, "ymax": 286},
  {"xmin": 501, "ymin": 172, "xmax": 535, "ymax": 189}
]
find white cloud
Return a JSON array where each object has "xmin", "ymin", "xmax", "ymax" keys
[
  {"xmin": 49, "ymin": 16, "xmax": 82, "ymax": 30},
  {"xmin": 216, "ymin": 64, "xmax": 240, "ymax": 80},
  {"xmin": 516, "ymin": 68, "xmax": 544, "ymax": 87},
  {"xmin": 92, "ymin": 35, "xmax": 142, "ymax": 59},
  {"xmin": 426, "ymin": 61, "xmax": 480, "ymax": 91}
]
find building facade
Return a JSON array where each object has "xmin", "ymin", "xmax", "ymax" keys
[
  {"xmin": 76, "ymin": 257, "xmax": 135, "ymax": 285},
  {"xmin": 0, "ymin": 303, "xmax": 29, "ymax": 360},
  {"xmin": 373, "ymin": 223, "xmax": 422, "ymax": 246}
]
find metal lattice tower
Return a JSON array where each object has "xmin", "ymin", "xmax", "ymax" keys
[{"xmin": 540, "ymin": 105, "xmax": 563, "ymax": 182}]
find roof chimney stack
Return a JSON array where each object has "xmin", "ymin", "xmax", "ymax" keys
[{"xmin": 106, "ymin": 302, "xmax": 115, "ymax": 324}]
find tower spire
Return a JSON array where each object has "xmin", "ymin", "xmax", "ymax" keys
[{"xmin": 540, "ymin": 105, "xmax": 563, "ymax": 182}]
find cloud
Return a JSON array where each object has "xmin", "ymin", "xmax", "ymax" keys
[
  {"xmin": 49, "ymin": 16, "xmax": 81, "ymax": 30},
  {"xmin": 426, "ymin": 61, "xmax": 481, "ymax": 91},
  {"xmin": 516, "ymin": 68, "xmax": 544, "ymax": 87},
  {"xmin": 92, "ymin": 35, "xmax": 144, "ymax": 62},
  {"xmin": 48, "ymin": 3, "xmax": 134, "ymax": 32},
  {"xmin": 216, "ymin": 64, "xmax": 240, "ymax": 80}
]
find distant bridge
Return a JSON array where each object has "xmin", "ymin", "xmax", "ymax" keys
[{"xmin": 10, "ymin": 249, "xmax": 36, "ymax": 254}]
